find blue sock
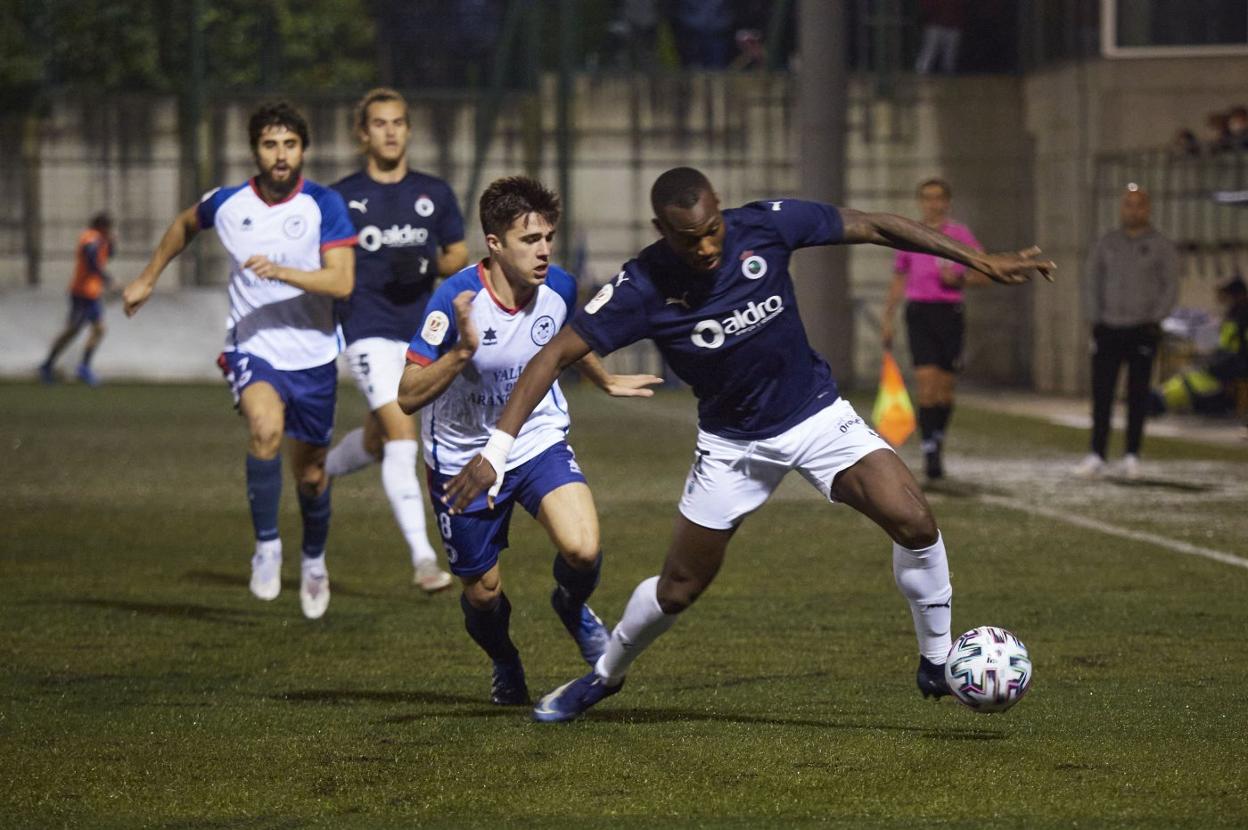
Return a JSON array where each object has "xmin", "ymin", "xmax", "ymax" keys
[
  {"xmin": 553, "ymin": 551, "xmax": 601, "ymax": 607},
  {"xmin": 298, "ymin": 483, "xmax": 331, "ymax": 559},
  {"xmin": 461, "ymin": 592, "xmax": 520, "ymax": 663},
  {"xmin": 245, "ymin": 454, "xmax": 282, "ymax": 542}
]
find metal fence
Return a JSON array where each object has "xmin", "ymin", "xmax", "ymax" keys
[{"xmin": 1094, "ymin": 147, "xmax": 1248, "ymax": 278}]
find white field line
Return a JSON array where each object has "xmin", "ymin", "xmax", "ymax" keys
[{"xmin": 978, "ymin": 494, "xmax": 1248, "ymax": 571}]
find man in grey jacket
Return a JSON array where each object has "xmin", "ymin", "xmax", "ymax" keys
[{"xmin": 1075, "ymin": 185, "xmax": 1179, "ymax": 479}]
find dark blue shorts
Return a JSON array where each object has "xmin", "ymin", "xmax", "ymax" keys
[
  {"xmin": 217, "ymin": 351, "xmax": 337, "ymax": 447},
  {"xmin": 69, "ymin": 296, "xmax": 103, "ymax": 325},
  {"xmin": 428, "ymin": 441, "xmax": 587, "ymax": 578}
]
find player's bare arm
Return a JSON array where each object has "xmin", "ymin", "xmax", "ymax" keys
[
  {"xmin": 437, "ymin": 241, "xmax": 470, "ymax": 276},
  {"xmin": 123, "ymin": 205, "xmax": 202, "ymax": 317},
  {"xmin": 573, "ymin": 353, "xmax": 663, "ymax": 398},
  {"xmin": 442, "ymin": 326, "xmax": 592, "ymax": 512},
  {"xmin": 839, "ymin": 208, "xmax": 1056, "ymax": 285},
  {"xmin": 396, "ymin": 290, "xmax": 479, "ymax": 414},
  {"xmin": 243, "ymin": 246, "xmax": 355, "ymax": 299}
]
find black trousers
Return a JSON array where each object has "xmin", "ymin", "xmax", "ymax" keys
[{"xmin": 1090, "ymin": 323, "xmax": 1160, "ymax": 457}]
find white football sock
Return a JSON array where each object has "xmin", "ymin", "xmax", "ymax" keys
[
  {"xmin": 595, "ymin": 576, "xmax": 678, "ymax": 684},
  {"xmin": 381, "ymin": 439, "xmax": 438, "ymax": 568},
  {"xmin": 325, "ymin": 427, "xmax": 374, "ymax": 478},
  {"xmin": 254, "ymin": 538, "xmax": 281, "ymax": 559},
  {"xmin": 893, "ymin": 531, "xmax": 953, "ymax": 664}
]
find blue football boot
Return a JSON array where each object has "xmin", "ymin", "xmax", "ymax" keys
[
  {"xmin": 917, "ymin": 655, "xmax": 951, "ymax": 699},
  {"xmin": 531, "ymin": 670, "xmax": 624, "ymax": 723},
  {"xmin": 76, "ymin": 364, "xmax": 100, "ymax": 387},
  {"xmin": 551, "ymin": 587, "xmax": 610, "ymax": 667},
  {"xmin": 490, "ymin": 658, "xmax": 530, "ymax": 706}
]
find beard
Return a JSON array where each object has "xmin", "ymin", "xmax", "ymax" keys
[{"xmin": 259, "ymin": 161, "xmax": 303, "ymax": 198}]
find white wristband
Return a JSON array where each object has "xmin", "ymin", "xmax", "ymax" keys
[{"xmin": 480, "ymin": 429, "xmax": 515, "ymax": 481}]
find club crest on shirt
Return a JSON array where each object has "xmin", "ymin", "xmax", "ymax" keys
[
  {"xmin": 421, "ymin": 310, "xmax": 450, "ymax": 346},
  {"xmin": 531, "ymin": 315, "xmax": 556, "ymax": 346},
  {"xmin": 585, "ymin": 282, "xmax": 614, "ymax": 315},
  {"xmin": 283, "ymin": 215, "xmax": 307, "ymax": 240},
  {"xmin": 741, "ymin": 253, "xmax": 767, "ymax": 280},
  {"xmin": 415, "ymin": 196, "xmax": 435, "ymax": 217}
]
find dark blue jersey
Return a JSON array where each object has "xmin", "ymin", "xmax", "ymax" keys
[
  {"xmin": 332, "ymin": 170, "xmax": 466, "ymax": 344},
  {"xmin": 571, "ymin": 199, "xmax": 845, "ymax": 440}
]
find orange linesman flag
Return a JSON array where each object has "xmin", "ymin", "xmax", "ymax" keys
[{"xmin": 871, "ymin": 351, "xmax": 916, "ymax": 447}]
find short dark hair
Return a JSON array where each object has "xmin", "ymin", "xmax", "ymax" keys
[
  {"xmin": 479, "ymin": 176, "xmax": 560, "ymax": 238},
  {"xmin": 248, "ymin": 101, "xmax": 311, "ymax": 150},
  {"xmin": 917, "ymin": 177, "xmax": 952, "ymax": 199},
  {"xmin": 354, "ymin": 87, "xmax": 408, "ymax": 133},
  {"xmin": 89, "ymin": 212, "xmax": 113, "ymax": 231},
  {"xmin": 651, "ymin": 167, "xmax": 713, "ymax": 216}
]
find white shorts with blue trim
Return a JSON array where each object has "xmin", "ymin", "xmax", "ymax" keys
[{"xmin": 678, "ymin": 398, "xmax": 894, "ymax": 531}]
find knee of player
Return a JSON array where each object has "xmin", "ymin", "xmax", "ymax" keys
[
  {"xmin": 558, "ymin": 538, "xmax": 600, "ymax": 569},
  {"xmin": 249, "ymin": 427, "xmax": 283, "ymax": 458},
  {"xmin": 462, "ymin": 579, "xmax": 501, "ymax": 609},
  {"xmin": 655, "ymin": 575, "xmax": 700, "ymax": 615},
  {"xmin": 893, "ymin": 506, "xmax": 939, "ymax": 550}
]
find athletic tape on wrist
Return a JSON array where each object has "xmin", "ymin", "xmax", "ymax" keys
[{"xmin": 481, "ymin": 430, "xmax": 514, "ymax": 498}]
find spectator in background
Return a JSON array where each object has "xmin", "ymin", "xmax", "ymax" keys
[
  {"xmin": 607, "ymin": 0, "xmax": 660, "ymax": 70},
  {"xmin": 1227, "ymin": 106, "xmax": 1248, "ymax": 150},
  {"xmin": 39, "ymin": 212, "xmax": 116, "ymax": 387},
  {"xmin": 1152, "ymin": 275, "xmax": 1248, "ymax": 418},
  {"xmin": 1203, "ymin": 111, "xmax": 1233, "ymax": 154},
  {"xmin": 1169, "ymin": 128, "xmax": 1202, "ymax": 158},
  {"xmin": 1074, "ymin": 185, "xmax": 1179, "ymax": 480},
  {"xmin": 670, "ymin": 0, "xmax": 733, "ymax": 69},
  {"xmin": 915, "ymin": 0, "xmax": 967, "ymax": 75}
]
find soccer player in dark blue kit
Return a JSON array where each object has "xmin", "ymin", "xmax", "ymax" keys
[
  {"xmin": 443, "ymin": 167, "xmax": 1056, "ymax": 722},
  {"xmin": 325, "ymin": 88, "xmax": 468, "ymax": 593}
]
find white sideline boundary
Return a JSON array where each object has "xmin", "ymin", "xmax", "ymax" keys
[{"xmin": 979, "ymin": 494, "xmax": 1248, "ymax": 571}]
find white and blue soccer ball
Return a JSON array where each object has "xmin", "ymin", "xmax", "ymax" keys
[{"xmin": 944, "ymin": 626, "xmax": 1032, "ymax": 713}]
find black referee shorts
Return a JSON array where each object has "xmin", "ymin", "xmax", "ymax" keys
[{"xmin": 905, "ymin": 301, "xmax": 964, "ymax": 372}]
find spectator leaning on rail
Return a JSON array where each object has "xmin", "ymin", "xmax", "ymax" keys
[{"xmin": 1074, "ymin": 185, "xmax": 1179, "ymax": 481}]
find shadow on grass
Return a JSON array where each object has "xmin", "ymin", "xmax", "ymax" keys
[
  {"xmin": 182, "ymin": 570, "xmax": 382, "ymax": 599},
  {"xmin": 65, "ymin": 598, "xmax": 262, "ymax": 626},
  {"xmin": 1103, "ymin": 475, "xmax": 1216, "ymax": 492},
  {"xmin": 273, "ymin": 687, "xmax": 1004, "ymax": 738}
]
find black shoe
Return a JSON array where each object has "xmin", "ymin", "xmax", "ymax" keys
[
  {"xmin": 916, "ymin": 655, "xmax": 951, "ymax": 699},
  {"xmin": 924, "ymin": 451, "xmax": 944, "ymax": 481},
  {"xmin": 491, "ymin": 659, "xmax": 530, "ymax": 706}
]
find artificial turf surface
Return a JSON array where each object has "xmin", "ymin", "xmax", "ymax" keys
[{"xmin": 2, "ymin": 381, "xmax": 1246, "ymax": 828}]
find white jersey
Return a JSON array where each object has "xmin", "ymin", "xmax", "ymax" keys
[
  {"xmin": 198, "ymin": 177, "xmax": 357, "ymax": 370},
  {"xmin": 406, "ymin": 261, "xmax": 579, "ymax": 475}
]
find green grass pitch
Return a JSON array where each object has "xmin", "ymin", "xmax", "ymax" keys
[{"xmin": 2, "ymin": 381, "xmax": 1246, "ymax": 828}]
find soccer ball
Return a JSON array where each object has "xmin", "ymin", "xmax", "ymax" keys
[{"xmin": 944, "ymin": 626, "xmax": 1032, "ymax": 713}]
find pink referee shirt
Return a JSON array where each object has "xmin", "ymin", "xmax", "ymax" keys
[{"xmin": 894, "ymin": 220, "xmax": 982, "ymax": 303}]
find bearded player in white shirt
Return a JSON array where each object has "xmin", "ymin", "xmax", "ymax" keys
[
  {"xmin": 397, "ymin": 176, "xmax": 660, "ymax": 705},
  {"xmin": 123, "ymin": 101, "xmax": 356, "ymax": 621}
]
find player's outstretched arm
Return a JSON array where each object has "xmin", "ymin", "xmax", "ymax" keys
[
  {"xmin": 573, "ymin": 353, "xmax": 663, "ymax": 398},
  {"xmin": 244, "ymin": 246, "xmax": 354, "ymax": 299},
  {"xmin": 397, "ymin": 290, "xmax": 479, "ymax": 415},
  {"xmin": 123, "ymin": 206, "xmax": 200, "ymax": 317},
  {"xmin": 839, "ymin": 208, "xmax": 1056, "ymax": 285},
  {"xmin": 442, "ymin": 326, "xmax": 593, "ymax": 512}
]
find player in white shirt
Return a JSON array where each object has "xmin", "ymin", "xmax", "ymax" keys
[
  {"xmin": 123, "ymin": 101, "xmax": 357, "ymax": 621},
  {"xmin": 397, "ymin": 176, "xmax": 661, "ymax": 705}
]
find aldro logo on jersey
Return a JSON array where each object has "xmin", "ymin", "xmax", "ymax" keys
[
  {"xmin": 691, "ymin": 295, "xmax": 784, "ymax": 349},
  {"xmin": 358, "ymin": 224, "xmax": 430, "ymax": 253}
]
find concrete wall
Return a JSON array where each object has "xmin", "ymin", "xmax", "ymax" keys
[
  {"xmin": 1024, "ymin": 54, "xmax": 1248, "ymax": 393},
  {"xmin": 7, "ymin": 58, "xmax": 1246, "ymax": 390},
  {"xmin": 0, "ymin": 74, "xmax": 1036, "ymax": 388}
]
